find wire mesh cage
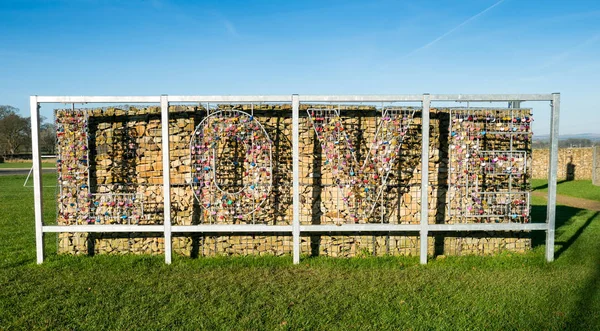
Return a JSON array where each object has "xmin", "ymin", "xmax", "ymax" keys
[
  {"xmin": 56, "ymin": 109, "xmax": 90, "ymax": 225},
  {"xmin": 88, "ymin": 192, "xmax": 144, "ymax": 225},
  {"xmin": 190, "ymin": 108, "xmax": 273, "ymax": 223},
  {"xmin": 446, "ymin": 108, "xmax": 532, "ymax": 224},
  {"xmin": 306, "ymin": 107, "xmax": 417, "ymax": 223}
]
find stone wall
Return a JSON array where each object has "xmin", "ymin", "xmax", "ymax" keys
[
  {"xmin": 55, "ymin": 105, "xmax": 533, "ymax": 258},
  {"xmin": 532, "ymin": 147, "xmax": 597, "ymax": 180}
]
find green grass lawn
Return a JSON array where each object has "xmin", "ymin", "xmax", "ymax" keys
[
  {"xmin": 0, "ymin": 161, "xmax": 55, "ymax": 169},
  {"xmin": 1, "ymin": 174, "xmax": 599, "ymax": 329},
  {"xmin": 532, "ymin": 179, "xmax": 600, "ymax": 201}
]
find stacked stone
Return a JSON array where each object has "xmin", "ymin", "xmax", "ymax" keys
[
  {"xmin": 532, "ymin": 147, "xmax": 596, "ymax": 180},
  {"xmin": 56, "ymin": 105, "xmax": 533, "ymax": 257},
  {"xmin": 441, "ymin": 234, "xmax": 530, "ymax": 255},
  {"xmin": 304, "ymin": 235, "xmax": 423, "ymax": 257},
  {"xmin": 173, "ymin": 235, "xmax": 294, "ymax": 257}
]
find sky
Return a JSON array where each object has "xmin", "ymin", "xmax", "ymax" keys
[{"xmin": 1, "ymin": 0, "xmax": 599, "ymax": 135}]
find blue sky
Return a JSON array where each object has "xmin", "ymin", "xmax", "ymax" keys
[{"xmin": 1, "ymin": 0, "xmax": 599, "ymax": 135}]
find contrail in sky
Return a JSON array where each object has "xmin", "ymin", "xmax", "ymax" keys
[
  {"xmin": 401, "ymin": 0, "xmax": 506, "ymax": 58},
  {"xmin": 538, "ymin": 32, "xmax": 600, "ymax": 69}
]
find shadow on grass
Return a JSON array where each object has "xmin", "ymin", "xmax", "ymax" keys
[
  {"xmin": 566, "ymin": 237, "xmax": 600, "ymax": 329},
  {"xmin": 530, "ymin": 203, "xmax": 600, "ymax": 328},
  {"xmin": 532, "ymin": 179, "xmax": 569, "ymax": 191},
  {"xmin": 530, "ymin": 204, "xmax": 593, "ymax": 260},
  {"xmin": 561, "ymin": 210, "xmax": 600, "ymax": 329},
  {"xmin": 555, "ymin": 211, "xmax": 599, "ymax": 258}
]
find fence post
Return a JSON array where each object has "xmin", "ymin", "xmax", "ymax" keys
[
  {"xmin": 546, "ymin": 93, "xmax": 560, "ymax": 262},
  {"xmin": 292, "ymin": 94, "xmax": 301, "ymax": 264},
  {"xmin": 161, "ymin": 95, "xmax": 172, "ymax": 264},
  {"xmin": 420, "ymin": 94, "xmax": 431, "ymax": 264},
  {"xmin": 593, "ymin": 146, "xmax": 598, "ymax": 186},
  {"xmin": 31, "ymin": 96, "xmax": 45, "ymax": 264},
  {"xmin": 291, "ymin": 94, "xmax": 301, "ymax": 264}
]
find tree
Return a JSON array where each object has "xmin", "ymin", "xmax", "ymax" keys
[
  {"xmin": 559, "ymin": 138, "xmax": 593, "ymax": 148},
  {"xmin": 39, "ymin": 123, "xmax": 56, "ymax": 154},
  {"xmin": 0, "ymin": 113, "xmax": 31, "ymax": 155},
  {"xmin": 0, "ymin": 105, "xmax": 18, "ymax": 119}
]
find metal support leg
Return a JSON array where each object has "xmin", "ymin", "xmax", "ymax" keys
[
  {"xmin": 420, "ymin": 94, "xmax": 431, "ymax": 264},
  {"xmin": 23, "ymin": 166, "xmax": 34, "ymax": 187},
  {"xmin": 30, "ymin": 96, "xmax": 45, "ymax": 264},
  {"xmin": 161, "ymin": 95, "xmax": 172, "ymax": 264},
  {"xmin": 546, "ymin": 93, "xmax": 560, "ymax": 262},
  {"xmin": 292, "ymin": 94, "xmax": 301, "ymax": 264}
]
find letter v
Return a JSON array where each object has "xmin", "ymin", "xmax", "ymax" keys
[{"xmin": 307, "ymin": 107, "xmax": 417, "ymax": 223}]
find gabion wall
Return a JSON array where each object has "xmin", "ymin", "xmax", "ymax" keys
[{"xmin": 55, "ymin": 105, "xmax": 533, "ymax": 257}]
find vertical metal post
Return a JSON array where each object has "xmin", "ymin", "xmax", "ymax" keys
[
  {"xmin": 546, "ymin": 93, "xmax": 560, "ymax": 262},
  {"xmin": 420, "ymin": 94, "xmax": 431, "ymax": 264},
  {"xmin": 30, "ymin": 96, "xmax": 45, "ymax": 264},
  {"xmin": 593, "ymin": 146, "xmax": 598, "ymax": 186},
  {"xmin": 508, "ymin": 101, "xmax": 521, "ymax": 109},
  {"xmin": 292, "ymin": 94, "xmax": 301, "ymax": 264},
  {"xmin": 161, "ymin": 95, "xmax": 172, "ymax": 264}
]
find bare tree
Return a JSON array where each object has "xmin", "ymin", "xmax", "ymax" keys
[
  {"xmin": 0, "ymin": 105, "xmax": 18, "ymax": 119},
  {"xmin": 40, "ymin": 122, "xmax": 57, "ymax": 154},
  {"xmin": 0, "ymin": 113, "xmax": 31, "ymax": 155}
]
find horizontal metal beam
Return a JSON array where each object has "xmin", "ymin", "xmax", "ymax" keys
[
  {"xmin": 36, "ymin": 96, "xmax": 161, "ymax": 103},
  {"xmin": 298, "ymin": 95, "xmax": 424, "ymax": 102},
  {"xmin": 172, "ymin": 225, "xmax": 293, "ymax": 233},
  {"xmin": 34, "ymin": 94, "xmax": 555, "ymax": 104},
  {"xmin": 300, "ymin": 223, "xmax": 546, "ymax": 232},
  {"xmin": 42, "ymin": 223, "xmax": 546, "ymax": 233},
  {"xmin": 43, "ymin": 225, "xmax": 164, "ymax": 233},
  {"xmin": 430, "ymin": 94, "xmax": 553, "ymax": 102},
  {"xmin": 299, "ymin": 94, "xmax": 553, "ymax": 103},
  {"xmin": 168, "ymin": 95, "xmax": 292, "ymax": 103},
  {"xmin": 300, "ymin": 224, "xmax": 421, "ymax": 232},
  {"xmin": 428, "ymin": 223, "xmax": 547, "ymax": 231}
]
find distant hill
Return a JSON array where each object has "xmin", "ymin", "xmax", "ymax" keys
[{"xmin": 533, "ymin": 133, "xmax": 600, "ymax": 141}]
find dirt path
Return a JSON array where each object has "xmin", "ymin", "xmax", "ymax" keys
[{"xmin": 532, "ymin": 191, "xmax": 600, "ymax": 211}]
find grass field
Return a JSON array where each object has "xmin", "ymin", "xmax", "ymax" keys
[
  {"xmin": 0, "ymin": 161, "xmax": 55, "ymax": 169},
  {"xmin": 532, "ymin": 179, "xmax": 600, "ymax": 201},
  {"xmin": 1, "ymin": 174, "xmax": 599, "ymax": 329}
]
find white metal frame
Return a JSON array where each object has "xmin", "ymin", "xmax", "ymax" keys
[{"xmin": 30, "ymin": 93, "xmax": 560, "ymax": 264}]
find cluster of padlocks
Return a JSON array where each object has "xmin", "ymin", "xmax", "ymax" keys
[
  {"xmin": 448, "ymin": 108, "xmax": 532, "ymax": 223},
  {"xmin": 307, "ymin": 107, "xmax": 416, "ymax": 222},
  {"xmin": 190, "ymin": 110, "xmax": 273, "ymax": 221}
]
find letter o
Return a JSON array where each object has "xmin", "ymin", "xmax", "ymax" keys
[{"xmin": 190, "ymin": 110, "xmax": 272, "ymax": 220}]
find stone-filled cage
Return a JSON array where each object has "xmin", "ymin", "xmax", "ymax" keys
[{"xmin": 30, "ymin": 94, "xmax": 561, "ymax": 264}]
